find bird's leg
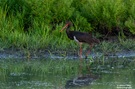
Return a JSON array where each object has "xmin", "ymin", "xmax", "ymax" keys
[
  {"xmin": 85, "ymin": 44, "xmax": 93, "ymax": 59},
  {"xmin": 85, "ymin": 44, "xmax": 93, "ymax": 74},
  {"xmin": 79, "ymin": 42, "xmax": 83, "ymax": 58}
]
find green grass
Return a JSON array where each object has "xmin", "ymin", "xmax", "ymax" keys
[
  {"xmin": 100, "ymin": 41, "xmax": 121, "ymax": 54},
  {"xmin": 119, "ymin": 38, "xmax": 135, "ymax": 50},
  {"xmin": 0, "ymin": 0, "xmax": 135, "ymax": 52},
  {"xmin": 98, "ymin": 38, "xmax": 135, "ymax": 55}
]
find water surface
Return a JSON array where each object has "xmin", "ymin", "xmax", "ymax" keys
[{"xmin": 0, "ymin": 57, "xmax": 134, "ymax": 89}]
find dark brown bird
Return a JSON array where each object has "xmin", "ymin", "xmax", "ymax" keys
[{"xmin": 60, "ymin": 21, "xmax": 99, "ymax": 59}]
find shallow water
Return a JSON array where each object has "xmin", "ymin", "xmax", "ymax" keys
[
  {"xmin": 0, "ymin": 50, "xmax": 135, "ymax": 59},
  {"xmin": 0, "ymin": 57, "xmax": 135, "ymax": 89}
]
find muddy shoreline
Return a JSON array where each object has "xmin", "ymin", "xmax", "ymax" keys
[{"xmin": 0, "ymin": 49, "xmax": 135, "ymax": 59}]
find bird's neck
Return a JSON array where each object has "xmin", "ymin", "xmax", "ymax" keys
[
  {"xmin": 66, "ymin": 26, "xmax": 71, "ymax": 33},
  {"xmin": 65, "ymin": 26, "xmax": 74, "ymax": 40}
]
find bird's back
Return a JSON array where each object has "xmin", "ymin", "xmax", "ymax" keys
[{"xmin": 69, "ymin": 31, "xmax": 99, "ymax": 44}]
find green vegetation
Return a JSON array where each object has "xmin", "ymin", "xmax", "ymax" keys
[{"xmin": 0, "ymin": 0, "xmax": 135, "ymax": 52}]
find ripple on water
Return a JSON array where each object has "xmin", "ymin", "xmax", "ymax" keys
[{"xmin": 12, "ymin": 81, "xmax": 53, "ymax": 88}]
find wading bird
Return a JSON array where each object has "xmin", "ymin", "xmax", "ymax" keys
[
  {"xmin": 60, "ymin": 21, "xmax": 100, "ymax": 59},
  {"xmin": 60, "ymin": 21, "xmax": 100, "ymax": 75}
]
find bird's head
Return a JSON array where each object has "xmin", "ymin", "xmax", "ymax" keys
[{"xmin": 60, "ymin": 21, "xmax": 72, "ymax": 32}]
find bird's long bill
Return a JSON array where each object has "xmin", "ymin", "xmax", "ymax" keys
[{"xmin": 60, "ymin": 23, "xmax": 69, "ymax": 32}]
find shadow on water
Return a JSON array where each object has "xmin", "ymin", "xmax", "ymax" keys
[
  {"xmin": 65, "ymin": 74, "xmax": 99, "ymax": 89},
  {"xmin": 0, "ymin": 56, "xmax": 135, "ymax": 89}
]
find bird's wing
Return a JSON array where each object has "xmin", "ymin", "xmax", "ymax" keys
[{"xmin": 71, "ymin": 31, "xmax": 92, "ymax": 42}]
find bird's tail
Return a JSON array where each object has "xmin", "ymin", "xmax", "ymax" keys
[{"xmin": 93, "ymin": 38, "xmax": 100, "ymax": 44}]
